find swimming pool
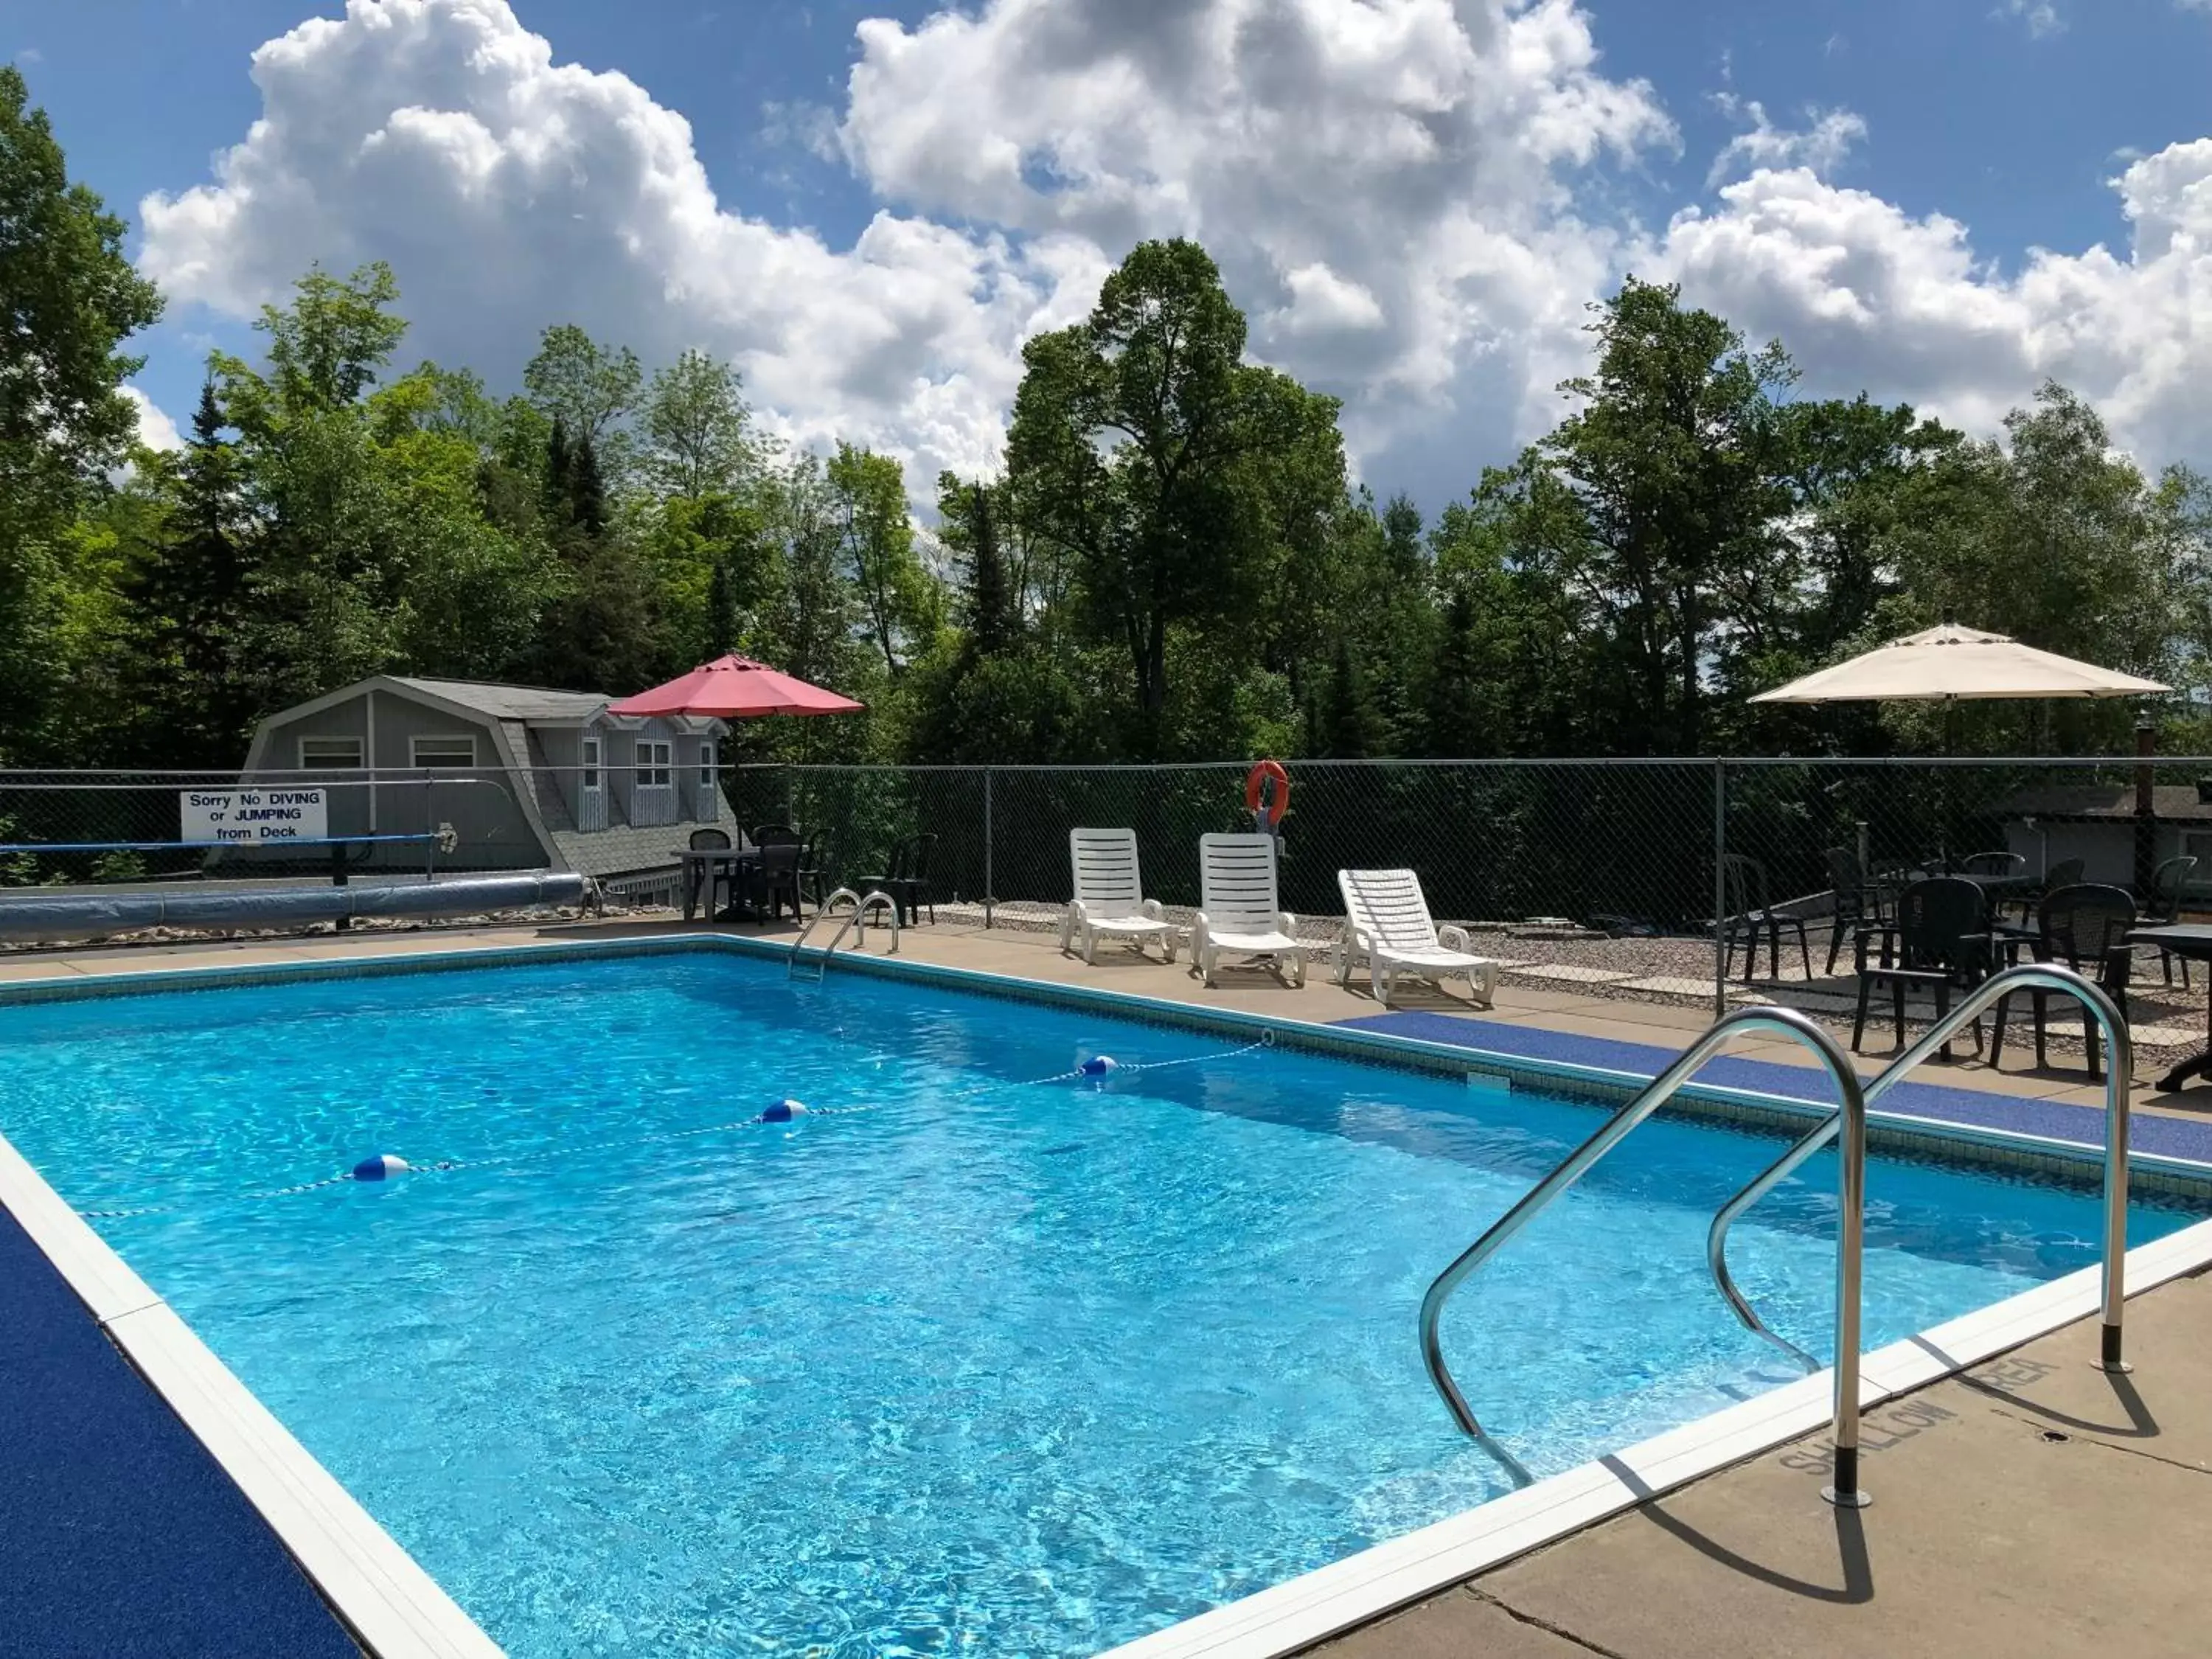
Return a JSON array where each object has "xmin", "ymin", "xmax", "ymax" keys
[{"xmin": 0, "ymin": 947, "xmax": 2198, "ymax": 1657}]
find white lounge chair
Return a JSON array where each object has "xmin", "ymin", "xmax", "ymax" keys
[
  {"xmin": 1060, "ymin": 827, "xmax": 1178, "ymax": 964},
  {"xmin": 1191, "ymin": 833, "xmax": 1307, "ymax": 988},
  {"xmin": 1335, "ymin": 867, "xmax": 1498, "ymax": 1007}
]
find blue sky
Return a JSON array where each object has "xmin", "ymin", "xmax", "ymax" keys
[{"xmin": 9, "ymin": 0, "xmax": 2212, "ymax": 511}]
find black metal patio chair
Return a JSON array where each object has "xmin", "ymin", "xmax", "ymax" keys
[
  {"xmin": 857, "ymin": 833, "xmax": 938, "ymax": 927},
  {"xmin": 795, "ymin": 834, "xmax": 830, "ymax": 913},
  {"xmin": 1989, "ymin": 883, "xmax": 2136, "ymax": 1080},
  {"xmin": 1719, "ymin": 853, "xmax": 1810, "ymax": 983},
  {"xmin": 2139, "ymin": 854, "xmax": 2198, "ymax": 989},
  {"xmin": 688, "ymin": 827, "xmax": 734, "ymax": 916},
  {"xmin": 754, "ymin": 838, "xmax": 805, "ymax": 924},
  {"xmin": 1823, "ymin": 845, "xmax": 1893, "ymax": 976},
  {"xmin": 1852, "ymin": 876, "xmax": 1993, "ymax": 1059}
]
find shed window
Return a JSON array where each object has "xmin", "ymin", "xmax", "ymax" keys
[
  {"xmin": 700, "ymin": 740, "xmax": 717, "ymax": 788},
  {"xmin": 298, "ymin": 736, "xmax": 364, "ymax": 769},
  {"xmin": 636, "ymin": 740, "xmax": 672, "ymax": 787},
  {"xmin": 411, "ymin": 735, "xmax": 476, "ymax": 770},
  {"xmin": 581, "ymin": 737, "xmax": 602, "ymax": 790}
]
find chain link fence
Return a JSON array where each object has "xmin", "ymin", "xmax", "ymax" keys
[
  {"xmin": 8, "ymin": 755, "xmax": 2211, "ymax": 1069},
  {"xmin": 724, "ymin": 755, "xmax": 2212, "ymax": 1067}
]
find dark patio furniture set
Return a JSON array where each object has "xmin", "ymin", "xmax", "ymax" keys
[
  {"xmin": 682, "ymin": 827, "xmax": 937, "ymax": 927},
  {"xmin": 1719, "ymin": 845, "xmax": 2202, "ymax": 1083}
]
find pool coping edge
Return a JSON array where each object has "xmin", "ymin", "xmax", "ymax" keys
[{"xmin": 0, "ymin": 1103, "xmax": 507, "ymax": 1658}]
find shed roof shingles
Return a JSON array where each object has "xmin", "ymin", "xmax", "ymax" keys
[{"xmin": 386, "ymin": 677, "xmax": 609, "ymax": 723}]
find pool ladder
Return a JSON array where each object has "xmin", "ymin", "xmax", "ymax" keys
[
  {"xmin": 787, "ymin": 887, "xmax": 901, "ymax": 982},
  {"xmin": 1420, "ymin": 964, "xmax": 2133, "ymax": 1511}
]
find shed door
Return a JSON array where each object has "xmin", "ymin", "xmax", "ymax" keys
[{"xmin": 580, "ymin": 735, "xmax": 607, "ymax": 832}]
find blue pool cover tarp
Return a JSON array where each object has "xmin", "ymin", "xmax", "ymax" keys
[
  {"xmin": 1338, "ymin": 1009, "xmax": 2212, "ymax": 1165},
  {"xmin": 0, "ymin": 1200, "xmax": 361, "ymax": 1658}
]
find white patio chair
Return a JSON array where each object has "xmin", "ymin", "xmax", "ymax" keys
[
  {"xmin": 1059, "ymin": 827, "xmax": 1178, "ymax": 964},
  {"xmin": 1335, "ymin": 868, "xmax": 1498, "ymax": 1007},
  {"xmin": 1191, "ymin": 833, "xmax": 1307, "ymax": 988}
]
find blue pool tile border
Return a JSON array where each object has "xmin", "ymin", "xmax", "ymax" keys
[
  {"xmin": 0, "ymin": 1198, "xmax": 363, "ymax": 1659},
  {"xmin": 1338, "ymin": 1009, "xmax": 2212, "ymax": 1165}
]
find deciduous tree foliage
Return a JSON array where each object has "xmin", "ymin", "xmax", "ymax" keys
[
  {"xmin": 6, "ymin": 68, "xmax": 2209, "ymax": 771},
  {"xmin": 0, "ymin": 65, "xmax": 162, "ymax": 754}
]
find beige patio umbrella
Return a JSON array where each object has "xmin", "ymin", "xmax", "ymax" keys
[{"xmin": 1750, "ymin": 619, "xmax": 2170, "ymax": 704}]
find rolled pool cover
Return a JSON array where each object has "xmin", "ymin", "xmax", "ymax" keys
[{"xmin": 0, "ymin": 872, "xmax": 595, "ymax": 944}]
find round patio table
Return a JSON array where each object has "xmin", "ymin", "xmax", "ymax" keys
[{"xmin": 2126, "ymin": 924, "xmax": 2212, "ymax": 1091}]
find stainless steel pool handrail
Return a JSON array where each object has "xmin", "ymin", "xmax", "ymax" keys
[
  {"xmin": 1420, "ymin": 1006, "xmax": 1874, "ymax": 1507},
  {"xmin": 787, "ymin": 887, "xmax": 901, "ymax": 981},
  {"xmin": 1708, "ymin": 962, "xmax": 2134, "ymax": 1377}
]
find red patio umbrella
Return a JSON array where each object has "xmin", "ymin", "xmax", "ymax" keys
[{"xmin": 607, "ymin": 654, "xmax": 865, "ymax": 719}]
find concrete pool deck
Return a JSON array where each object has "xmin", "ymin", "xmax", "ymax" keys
[
  {"xmin": 4, "ymin": 914, "xmax": 2210, "ymax": 1658},
  {"xmin": 1311, "ymin": 1276, "xmax": 2212, "ymax": 1659}
]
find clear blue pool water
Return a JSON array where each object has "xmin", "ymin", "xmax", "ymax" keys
[{"xmin": 0, "ymin": 947, "xmax": 2198, "ymax": 1658}]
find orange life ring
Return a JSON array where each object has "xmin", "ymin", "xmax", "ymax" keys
[{"xmin": 1245, "ymin": 759, "xmax": 1290, "ymax": 827}]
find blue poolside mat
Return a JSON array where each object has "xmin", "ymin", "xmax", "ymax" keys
[
  {"xmin": 0, "ymin": 1200, "xmax": 361, "ymax": 1659},
  {"xmin": 1337, "ymin": 1010, "xmax": 2212, "ymax": 1165}
]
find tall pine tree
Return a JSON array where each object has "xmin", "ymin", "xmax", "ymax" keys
[
  {"xmin": 962, "ymin": 483, "xmax": 1015, "ymax": 657},
  {"xmin": 705, "ymin": 558, "xmax": 737, "ymax": 659},
  {"xmin": 125, "ymin": 379, "xmax": 250, "ymax": 762}
]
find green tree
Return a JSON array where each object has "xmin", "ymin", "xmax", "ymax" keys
[
  {"xmin": 260, "ymin": 263, "xmax": 407, "ymax": 412},
  {"xmin": 827, "ymin": 442, "xmax": 936, "ymax": 676},
  {"xmin": 706, "ymin": 558, "xmax": 738, "ymax": 658},
  {"xmin": 1311, "ymin": 637, "xmax": 1383, "ymax": 758},
  {"xmin": 567, "ymin": 429, "xmax": 610, "ymax": 535},
  {"xmin": 1876, "ymin": 383, "xmax": 2189, "ymax": 753},
  {"xmin": 208, "ymin": 267, "xmax": 564, "ymax": 708},
  {"xmin": 942, "ymin": 476, "xmax": 1017, "ymax": 655},
  {"xmin": 524, "ymin": 324, "xmax": 641, "ymax": 477},
  {"xmin": 530, "ymin": 416, "xmax": 660, "ymax": 691},
  {"xmin": 1520, "ymin": 278, "xmax": 1796, "ymax": 753},
  {"xmin": 1006, "ymin": 238, "xmax": 1346, "ymax": 754},
  {"xmin": 0, "ymin": 65, "xmax": 164, "ymax": 755},
  {"xmin": 122, "ymin": 380, "xmax": 250, "ymax": 762},
  {"xmin": 641, "ymin": 349, "xmax": 759, "ymax": 499}
]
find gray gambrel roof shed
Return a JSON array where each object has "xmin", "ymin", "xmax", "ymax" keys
[{"xmin": 238, "ymin": 675, "xmax": 734, "ymax": 880}]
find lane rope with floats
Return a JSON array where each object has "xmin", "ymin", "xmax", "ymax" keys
[{"xmin": 76, "ymin": 1033, "xmax": 1274, "ymax": 1220}]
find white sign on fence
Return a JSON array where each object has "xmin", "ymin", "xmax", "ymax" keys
[{"xmin": 178, "ymin": 787, "xmax": 330, "ymax": 845}]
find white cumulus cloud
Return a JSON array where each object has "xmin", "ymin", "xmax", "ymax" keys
[
  {"xmin": 839, "ymin": 0, "xmax": 1677, "ymax": 459},
  {"xmin": 1649, "ymin": 141, "xmax": 2212, "ymax": 465},
  {"xmin": 129, "ymin": 0, "xmax": 2212, "ymax": 506},
  {"xmin": 122, "ymin": 385, "xmax": 184, "ymax": 453},
  {"xmin": 137, "ymin": 0, "xmax": 1099, "ymax": 490},
  {"xmin": 1705, "ymin": 95, "xmax": 1865, "ymax": 189},
  {"xmin": 136, "ymin": 0, "xmax": 1678, "ymax": 502},
  {"xmin": 1995, "ymin": 0, "xmax": 2065, "ymax": 38}
]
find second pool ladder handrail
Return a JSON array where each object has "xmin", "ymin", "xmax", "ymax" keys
[
  {"xmin": 1419, "ymin": 1005, "xmax": 1874, "ymax": 1509},
  {"xmin": 787, "ymin": 887, "xmax": 901, "ymax": 981},
  {"xmin": 1709, "ymin": 962, "xmax": 2133, "ymax": 1375}
]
